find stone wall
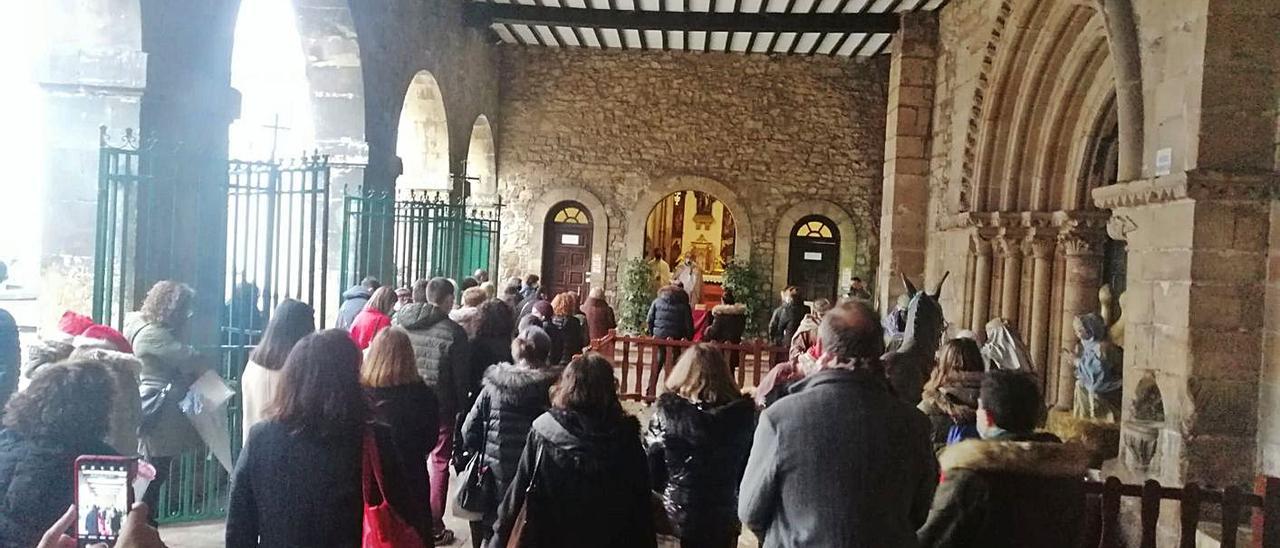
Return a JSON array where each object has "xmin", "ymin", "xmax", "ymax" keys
[{"xmin": 496, "ymin": 47, "xmax": 889, "ymax": 300}]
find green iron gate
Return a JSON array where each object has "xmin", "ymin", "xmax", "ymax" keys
[
  {"xmin": 340, "ymin": 187, "xmax": 502, "ymax": 291},
  {"xmin": 93, "ymin": 128, "xmax": 145, "ymax": 329},
  {"xmin": 93, "ymin": 128, "xmax": 334, "ymax": 523}
]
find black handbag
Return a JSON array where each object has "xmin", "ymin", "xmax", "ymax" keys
[
  {"xmin": 131, "ymin": 323, "xmax": 180, "ymax": 433},
  {"xmin": 453, "ymin": 452, "xmax": 494, "ymax": 520}
]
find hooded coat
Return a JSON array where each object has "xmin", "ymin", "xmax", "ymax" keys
[
  {"xmin": 704, "ymin": 303, "xmax": 747, "ymax": 344},
  {"xmin": 581, "ymin": 297, "xmax": 617, "ymax": 341},
  {"xmin": 335, "ymin": 285, "xmax": 373, "ymax": 330},
  {"xmin": 460, "ymin": 362, "xmax": 560, "ymax": 521},
  {"xmin": 788, "ymin": 313, "xmax": 823, "ymax": 360},
  {"xmin": 450, "ymin": 306, "xmax": 484, "ymax": 340},
  {"xmin": 123, "ymin": 313, "xmax": 207, "ymax": 458},
  {"xmin": 489, "ymin": 409, "xmax": 656, "ymax": 548},
  {"xmin": 917, "ymin": 371, "xmax": 983, "ymax": 450},
  {"xmin": 647, "ymin": 287, "xmax": 694, "ymax": 340},
  {"xmin": 393, "ymin": 303, "xmax": 471, "ymax": 415},
  {"xmin": 739, "ymin": 368, "xmax": 938, "ymax": 548},
  {"xmin": 646, "ymin": 394, "xmax": 756, "ymax": 542},
  {"xmin": 917, "ymin": 434, "xmax": 1089, "ymax": 548}
]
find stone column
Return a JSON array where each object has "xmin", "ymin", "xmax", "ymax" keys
[
  {"xmin": 1054, "ymin": 231, "xmax": 1105, "ymax": 410},
  {"xmin": 998, "ymin": 236, "xmax": 1023, "ymax": 325},
  {"xmin": 1027, "ymin": 236, "xmax": 1055, "ymax": 373},
  {"xmin": 876, "ymin": 11, "xmax": 938, "ymax": 311},
  {"xmin": 37, "ymin": 0, "xmax": 147, "ymax": 326},
  {"xmin": 969, "ymin": 233, "xmax": 993, "ymax": 333}
]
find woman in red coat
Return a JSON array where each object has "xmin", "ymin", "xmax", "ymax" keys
[{"xmin": 349, "ymin": 286, "xmax": 397, "ymax": 350}]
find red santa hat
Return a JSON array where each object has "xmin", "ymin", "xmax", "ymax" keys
[
  {"xmin": 74, "ymin": 324, "xmax": 134, "ymax": 354},
  {"xmin": 58, "ymin": 311, "xmax": 95, "ymax": 337}
]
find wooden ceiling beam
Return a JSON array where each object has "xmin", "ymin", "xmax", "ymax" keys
[{"xmin": 464, "ymin": 3, "xmax": 900, "ymax": 33}]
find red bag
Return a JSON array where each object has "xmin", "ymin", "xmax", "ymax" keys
[{"xmin": 362, "ymin": 430, "xmax": 427, "ymax": 548}]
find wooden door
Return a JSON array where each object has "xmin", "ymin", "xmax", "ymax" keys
[
  {"xmin": 543, "ymin": 203, "xmax": 593, "ymax": 298},
  {"xmin": 787, "ymin": 216, "xmax": 841, "ymax": 302}
]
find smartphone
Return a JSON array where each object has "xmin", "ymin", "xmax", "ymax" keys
[{"xmin": 74, "ymin": 456, "xmax": 136, "ymax": 548}]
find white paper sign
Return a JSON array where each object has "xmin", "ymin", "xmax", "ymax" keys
[
  {"xmin": 561, "ymin": 234, "xmax": 581, "ymax": 245},
  {"xmin": 804, "ymin": 252, "xmax": 823, "ymax": 261}
]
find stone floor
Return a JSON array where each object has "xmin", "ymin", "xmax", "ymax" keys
[
  {"xmin": 159, "ymin": 501, "xmax": 761, "ymax": 547},
  {"xmin": 159, "ymin": 402, "xmax": 758, "ymax": 547}
]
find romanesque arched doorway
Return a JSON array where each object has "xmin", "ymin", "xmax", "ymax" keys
[
  {"xmin": 642, "ymin": 190, "xmax": 736, "ymax": 306},
  {"xmin": 543, "ymin": 202, "xmax": 594, "ymax": 298},
  {"xmin": 787, "ymin": 215, "xmax": 841, "ymax": 302}
]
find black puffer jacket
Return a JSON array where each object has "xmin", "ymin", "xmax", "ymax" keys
[
  {"xmin": 0, "ymin": 430, "xmax": 115, "ymax": 548},
  {"xmin": 393, "ymin": 303, "xmax": 471, "ymax": 415},
  {"xmin": 460, "ymin": 362, "xmax": 560, "ymax": 520},
  {"xmin": 767, "ymin": 301, "xmax": 808, "ymax": 347},
  {"xmin": 704, "ymin": 303, "xmax": 747, "ymax": 344},
  {"xmin": 490, "ymin": 409, "xmax": 656, "ymax": 548},
  {"xmin": 647, "ymin": 287, "xmax": 694, "ymax": 340},
  {"xmin": 646, "ymin": 394, "xmax": 756, "ymax": 541}
]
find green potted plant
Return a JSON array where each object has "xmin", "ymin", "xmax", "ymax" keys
[
  {"xmin": 617, "ymin": 257, "xmax": 656, "ymax": 335},
  {"xmin": 721, "ymin": 258, "xmax": 770, "ymax": 339}
]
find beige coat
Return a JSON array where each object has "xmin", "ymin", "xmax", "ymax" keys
[{"xmin": 239, "ymin": 360, "xmax": 283, "ymax": 444}]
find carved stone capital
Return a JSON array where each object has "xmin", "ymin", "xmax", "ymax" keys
[
  {"xmin": 1091, "ymin": 169, "xmax": 1280, "ymax": 210},
  {"xmin": 1058, "ymin": 231, "xmax": 1106, "ymax": 257},
  {"xmin": 994, "ymin": 235, "xmax": 1023, "ymax": 258},
  {"xmin": 969, "ymin": 233, "xmax": 993, "ymax": 255},
  {"xmin": 1025, "ymin": 235, "xmax": 1056, "ymax": 259}
]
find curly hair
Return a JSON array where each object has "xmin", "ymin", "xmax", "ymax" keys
[
  {"xmin": 140, "ymin": 280, "xmax": 195, "ymax": 327},
  {"xmin": 4, "ymin": 359, "xmax": 114, "ymax": 443},
  {"xmin": 551, "ymin": 292, "xmax": 578, "ymax": 317}
]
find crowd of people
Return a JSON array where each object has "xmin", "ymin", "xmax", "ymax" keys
[{"xmin": 0, "ymin": 260, "xmax": 1126, "ymax": 548}]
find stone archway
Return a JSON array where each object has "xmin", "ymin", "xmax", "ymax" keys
[
  {"xmin": 527, "ymin": 188, "xmax": 609, "ymax": 295},
  {"xmin": 465, "ymin": 114, "xmax": 497, "ymax": 198},
  {"xmin": 772, "ymin": 200, "xmax": 861, "ymax": 300},
  {"xmin": 623, "ymin": 175, "xmax": 752, "ymax": 265},
  {"xmin": 396, "ymin": 70, "xmax": 450, "ymax": 191}
]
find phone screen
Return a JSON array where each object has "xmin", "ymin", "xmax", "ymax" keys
[{"xmin": 76, "ymin": 460, "xmax": 132, "ymax": 547}]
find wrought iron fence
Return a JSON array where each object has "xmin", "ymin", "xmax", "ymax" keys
[
  {"xmin": 340, "ymin": 187, "xmax": 502, "ymax": 291},
  {"xmin": 93, "ymin": 128, "xmax": 147, "ymax": 330},
  {"xmin": 94, "ymin": 128, "xmax": 338, "ymax": 523}
]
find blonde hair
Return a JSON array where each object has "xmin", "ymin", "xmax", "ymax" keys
[
  {"xmin": 462, "ymin": 286, "xmax": 488, "ymax": 308},
  {"xmin": 665, "ymin": 344, "xmax": 741, "ymax": 404},
  {"xmin": 140, "ymin": 280, "xmax": 195, "ymax": 327},
  {"xmin": 924, "ymin": 337, "xmax": 984, "ymax": 393},
  {"xmin": 366, "ymin": 286, "xmax": 398, "ymax": 315},
  {"xmin": 361, "ymin": 327, "xmax": 421, "ymax": 388}
]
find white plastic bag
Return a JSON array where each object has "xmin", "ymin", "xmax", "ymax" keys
[{"xmin": 181, "ymin": 370, "xmax": 236, "ymax": 473}]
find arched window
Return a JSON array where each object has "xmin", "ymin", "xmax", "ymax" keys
[
  {"xmin": 793, "ymin": 216, "xmax": 839, "ymax": 241},
  {"xmin": 551, "ymin": 204, "xmax": 591, "ymax": 224}
]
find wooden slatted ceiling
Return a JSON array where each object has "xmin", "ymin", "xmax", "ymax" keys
[{"xmin": 466, "ymin": 0, "xmax": 948, "ymax": 57}]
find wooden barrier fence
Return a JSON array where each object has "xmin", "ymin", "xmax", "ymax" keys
[
  {"xmin": 1082, "ymin": 476, "xmax": 1280, "ymax": 548},
  {"xmin": 588, "ymin": 330, "xmax": 787, "ymax": 402}
]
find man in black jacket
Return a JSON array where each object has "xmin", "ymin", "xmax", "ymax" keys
[
  {"xmin": 392, "ymin": 277, "xmax": 470, "ymax": 545},
  {"xmin": 645, "ymin": 285, "xmax": 694, "ymax": 398},
  {"xmin": 917, "ymin": 370, "xmax": 1089, "ymax": 548}
]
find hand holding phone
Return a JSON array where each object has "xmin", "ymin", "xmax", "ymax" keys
[{"xmin": 74, "ymin": 456, "xmax": 136, "ymax": 548}]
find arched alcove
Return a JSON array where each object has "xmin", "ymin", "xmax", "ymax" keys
[
  {"xmin": 642, "ymin": 190, "xmax": 737, "ymax": 278},
  {"xmin": 771, "ymin": 200, "xmax": 863, "ymax": 300},
  {"xmin": 623, "ymin": 176, "xmax": 752, "ymax": 266},
  {"xmin": 396, "ymin": 71, "xmax": 450, "ymax": 192},
  {"xmin": 229, "ymin": 0, "xmax": 316, "ymax": 160},
  {"xmin": 465, "ymin": 114, "xmax": 497, "ymax": 198}
]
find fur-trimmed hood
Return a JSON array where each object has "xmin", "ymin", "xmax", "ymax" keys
[
  {"xmin": 450, "ymin": 306, "xmax": 484, "ymax": 338},
  {"xmin": 483, "ymin": 362, "xmax": 561, "ymax": 405},
  {"xmin": 711, "ymin": 303, "xmax": 747, "ymax": 316},
  {"xmin": 940, "ymin": 438, "xmax": 1090, "ymax": 477}
]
